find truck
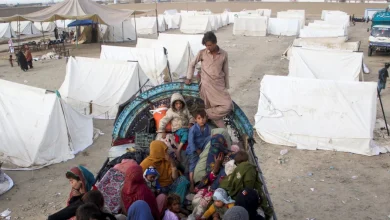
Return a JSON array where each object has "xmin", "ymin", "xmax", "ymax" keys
[{"xmin": 368, "ymin": 10, "xmax": 390, "ymax": 56}]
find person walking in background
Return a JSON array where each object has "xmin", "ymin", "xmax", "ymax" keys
[
  {"xmin": 185, "ymin": 31, "xmax": 233, "ymax": 128},
  {"xmin": 54, "ymin": 27, "xmax": 59, "ymax": 40},
  {"xmin": 378, "ymin": 63, "xmax": 390, "ymax": 95},
  {"xmin": 24, "ymin": 45, "xmax": 33, "ymax": 69}
]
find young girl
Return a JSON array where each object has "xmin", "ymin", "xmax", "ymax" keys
[
  {"xmin": 158, "ymin": 93, "xmax": 195, "ymax": 160},
  {"xmin": 163, "ymin": 194, "xmax": 181, "ymax": 220},
  {"xmin": 201, "ymin": 188, "xmax": 235, "ymax": 220}
]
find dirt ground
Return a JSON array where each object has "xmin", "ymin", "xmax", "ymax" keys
[{"xmin": 1, "ymin": 15, "xmax": 390, "ymax": 220}]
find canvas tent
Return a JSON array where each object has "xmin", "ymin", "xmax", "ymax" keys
[
  {"xmin": 133, "ymin": 17, "xmax": 158, "ymax": 35},
  {"xmin": 137, "ymin": 38, "xmax": 193, "ymax": 80},
  {"xmin": 277, "ymin": 11, "xmax": 305, "ymax": 28},
  {"xmin": 180, "ymin": 15, "xmax": 212, "ymax": 34},
  {"xmin": 233, "ymin": 16, "xmax": 268, "ymax": 37},
  {"xmin": 34, "ymin": 22, "xmax": 56, "ymax": 32},
  {"xmin": 101, "ymin": 19, "xmax": 136, "ymax": 42},
  {"xmin": 163, "ymin": 13, "xmax": 181, "ymax": 29},
  {"xmin": 59, "ymin": 57, "xmax": 149, "ymax": 119},
  {"xmin": 288, "ymin": 47, "xmax": 363, "ymax": 81},
  {"xmin": 158, "ymin": 33, "xmax": 204, "ymax": 57},
  {"xmin": 254, "ymin": 75, "xmax": 379, "ymax": 156},
  {"xmin": 0, "ymin": 79, "xmax": 93, "ymax": 169},
  {"xmin": 299, "ymin": 26, "xmax": 347, "ymax": 38},
  {"xmin": 11, "ymin": 21, "xmax": 41, "ymax": 35},
  {"xmin": 100, "ymin": 45, "xmax": 169, "ymax": 85},
  {"xmin": 283, "ymin": 38, "xmax": 360, "ymax": 59},
  {"xmin": 0, "ymin": 23, "xmax": 15, "ymax": 39},
  {"xmin": 268, "ymin": 18, "xmax": 300, "ymax": 36}
]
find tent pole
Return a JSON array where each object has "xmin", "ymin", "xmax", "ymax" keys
[
  {"xmin": 134, "ymin": 13, "xmax": 137, "ymax": 44},
  {"xmin": 155, "ymin": 2, "xmax": 159, "ymax": 37},
  {"xmin": 122, "ymin": 21, "xmax": 124, "ymax": 43},
  {"xmin": 378, "ymin": 89, "xmax": 390, "ymax": 136},
  {"xmin": 17, "ymin": 16, "xmax": 20, "ymax": 49}
]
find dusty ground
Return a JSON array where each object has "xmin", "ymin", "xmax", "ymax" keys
[{"xmin": 1, "ymin": 17, "xmax": 390, "ymax": 220}]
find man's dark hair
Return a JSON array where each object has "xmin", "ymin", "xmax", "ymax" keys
[
  {"xmin": 82, "ymin": 190, "xmax": 105, "ymax": 209},
  {"xmin": 234, "ymin": 151, "xmax": 249, "ymax": 165},
  {"xmin": 385, "ymin": 63, "xmax": 390, "ymax": 68},
  {"xmin": 195, "ymin": 109, "xmax": 207, "ymax": 118},
  {"xmin": 202, "ymin": 31, "xmax": 217, "ymax": 45},
  {"xmin": 167, "ymin": 194, "xmax": 181, "ymax": 207},
  {"xmin": 76, "ymin": 203, "xmax": 104, "ymax": 220}
]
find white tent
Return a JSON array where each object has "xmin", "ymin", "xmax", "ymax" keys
[
  {"xmin": 163, "ymin": 13, "xmax": 181, "ymax": 29},
  {"xmin": 277, "ymin": 11, "xmax": 305, "ymax": 28},
  {"xmin": 257, "ymin": 9, "xmax": 272, "ymax": 18},
  {"xmin": 283, "ymin": 38, "xmax": 360, "ymax": 60},
  {"xmin": 133, "ymin": 17, "xmax": 157, "ymax": 35},
  {"xmin": 102, "ymin": 19, "xmax": 136, "ymax": 42},
  {"xmin": 11, "ymin": 21, "xmax": 41, "ymax": 35},
  {"xmin": 268, "ymin": 18, "xmax": 300, "ymax": 36},
  {"xmin": 100, "ymin": 45, "xmax": 168, "ymax": 86},
  {"xmin": 254, "ymin": 75, "xmax": 379, "ymax": 156},
  {"xmin": 137, "ymin": 38, "xmax": 193, "ymax": 80},
  {"xmin": 233, "ymin": 16, "xmax": 268, "ymax": 37},
  {"xmin": 0, "ymin": 23, "xmax": 15, "ymax": 39},
  {"xmin": 308, "ymin": 22, "xmax": 348, "ymax": 36},
  {"xmin": 158, "ymin": 15, "xmax": 166, "ymax": 32},
  {"xmin": 221, "ymin": 12, "xmax": 229, "ymax": 26},
  {"xmin": 299, "ymin": 26, "xmax": 347, "ymax": 38},
  {"xmin": 34, "ymin": 22, "xmax": 56, "ymax": 32},
  {"xmin": 323, "ymin": 11, "xmax": 349, "ymax": 27},
  {"xmin": 59, "ymin": 57, "xmax": 149, "ymax": 119},
  {"xmin": 0, "ymin": 79, "xmax": 93, "ymax": 169},
  {"xmin": 158, "ymin": 33, "xmax": 204, "ymax": 57},
  {"xmin": 288, "ymin": 47, "xmax": 363, "ymax": 81},
  {"xmin": 180, "ymin": 15, "xmax": 212, "ymax": 34},
  {"xmin": 228, "ymin": 12, "xmax": 239, "ymax": 24}
]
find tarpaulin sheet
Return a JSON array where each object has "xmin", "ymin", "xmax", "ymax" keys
[
  {"xmin": 59, "ymin": 57, "xmax": 149, "ymax": 119},
  {"xmin": 180, "ymin": 15, "xmax": 212, "ymax": 34},
  {"xmin": 268, "ymin": 18, "xmax": 300, "ymax": 36},
  {"xmin": 255, "ymin": 75, "xmax": 378, "ymax": 156},
  {"xmin": 100, "ymin": 45, "xmax": 168, "ymax": 85},
  {"xmin": 0, "ymin": 23, "xmax": 15, "ymax": 39},
  {"xmin": 0, "ymin": 79, "xmax": 93, "ymax": 168},
  {"xmin": 137, "ymin": 38, "xmax": 193, "ymax": 80},
  {"xmin": 288, "ymin": 47, "xmax": 362, "ymax": 81},
  {"xmin": 233, "ymin": 16, "xmax": 268, "ymax": 37}
]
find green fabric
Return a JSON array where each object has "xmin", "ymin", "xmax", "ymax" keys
[
  {"xmin": 193, "ymin": 128, "xmax": 231, "ymax": 183},
  {"xmin": 220, "ymin": 161, "xmax": 274, "ymax": 220}
]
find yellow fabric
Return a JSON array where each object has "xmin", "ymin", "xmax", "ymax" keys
[
  {"xmin": 202, "ymin": 203, "xmax": 234, "ymax": 219},
  {"xmin": 140, "ymin": 140, "xmax": 173, "ymax": 187}
]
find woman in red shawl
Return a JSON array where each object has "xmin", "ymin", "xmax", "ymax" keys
[{"xmin": 121, "ymin": 164, "xmax": 159, "ymax": 219}]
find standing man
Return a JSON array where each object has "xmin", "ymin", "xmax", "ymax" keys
[
  {"xmin": 54, "ymin": 27, "xmax": 59, "ymax": 40},
  {"xmin": 378, "ymin": 63, "xmax": 390, "ymax": 94},
  {"xmin": 185, "ymin": 31, "xmax": 232, "ymax": 128},
  {"xmin": 24, "ymin": 45, "xmax": 33, "ymax": 69}
]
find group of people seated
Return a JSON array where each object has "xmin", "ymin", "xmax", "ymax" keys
[{"xmin": 48, "ymin": 92, "xmax": 273, "ymax": 220}]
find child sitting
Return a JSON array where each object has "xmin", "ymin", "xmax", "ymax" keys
[
  {"xmin": 158, "ymin": 93, "xmax": 195, "ymax": 161},
  {"xmin": 221, "ymin": 151, "xmax": 274, "ymax": 220},
  {"xmin": 143, "ymin": 166, "xmax": 161, "ymax": 196},
  {"xmin": 186, "ymin": 109, "xmax": 211, "ymax": 192},
  {"xmin": 163, "ymin": 194, "xmax": 181, "ymax": 220},
  {"xmin": 201, "ymin": 188, "xmax": 235, "ymax": 220}
]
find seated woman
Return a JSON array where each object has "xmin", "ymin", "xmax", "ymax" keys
[
  {"xmin": 47, "ymin": 166, "xmax": 95, "ymax": 220},
  {"xmin": 140, "ymin": 140, "xmax": 189, "ymax": 204},
  {"xmin": 97, "ymin": 159, "xmax": 137, "ymax": 214},
  {"xmin": 220, "ymin": 151, "xmax": 273, "ymax": 220},
  {"xmin": 121, "ymin": 164, "xmax": 159, "ymax": 219},
  {"xmin": 127, "ymin": 200, "xmax": 154, "ymax": 220},
  {"xmin": 190, "ymin": 128, "xmax": 234, "ymax": 219}
]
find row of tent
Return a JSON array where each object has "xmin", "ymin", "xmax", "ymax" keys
[
  {"xmin": 0, "ymin": 33, "xmax": 205, "ymax": 169},
  {"xmin": 231, "ymin": 9, "xmax": 349, "ymax": 38},
  {"xmin": 254, "ymin": 10, "xmax": 387, "ymax": 156}
]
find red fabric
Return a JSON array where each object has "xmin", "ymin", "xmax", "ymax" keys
[{"xmin": 121, "ymin": 164, "xmax": 159, "ymax": 219}]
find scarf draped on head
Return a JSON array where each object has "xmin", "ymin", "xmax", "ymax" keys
[
  {"xmin": 66, "ymin": 165, "xmax": 95, "ymax": 203},
  {"xmin": 121, "ymin": 164, "xmax": 159, "ymax": 219},
  {"xmin": 126, "ymin": 200, "xmax": 154, "ymax": 220},
  {"xmin": 140, "ymin": 140, "xmax": 172, "ymax": 187}
]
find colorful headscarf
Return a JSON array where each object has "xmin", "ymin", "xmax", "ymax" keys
[
  {"xmin": 66, "ymin": 165, "xmax": 95, "ymax": 203},
  {"xmin": 212, "ymin": 188, "xmax": 235, "ymax": 204},
  {"xmin": 140, "ymin": 140, "xmax": 172, "ymax": 187},
  {"xmin": 121, "ymin": 164, "xmax": 159, "ymax": 219},
  {"xmin": 126, "ymin": 200, "xmax": 154, "ymax": 220}
]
